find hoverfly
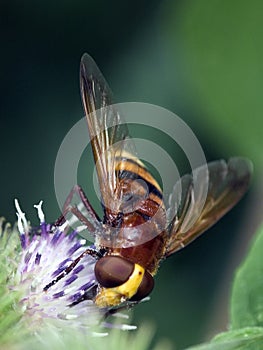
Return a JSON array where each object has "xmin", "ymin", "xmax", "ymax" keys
[{"xmin": 52, "ymin": 54, "xmax": 252, "ymax": 309}]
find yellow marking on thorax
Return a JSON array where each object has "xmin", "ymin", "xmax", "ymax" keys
[{"xmin": 95, "ymin": 264, "xmax": 144, "ymax": 307}]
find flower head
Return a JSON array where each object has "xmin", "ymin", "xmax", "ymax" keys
[
  {"xmin": 0, "ymin": 201, "xmax": 173, "ymax": 349},
  {"xmin": 4, "ymin": 200, "xmax": 136, "ymax": 337},
  {"xmin": 14, "ymin": 200, "xmax": 103, "ymax": 329}
]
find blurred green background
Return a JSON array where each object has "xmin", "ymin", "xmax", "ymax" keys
[{"xmin": 1, "ymin": 1, "xmax": 262, "ymax": 348}]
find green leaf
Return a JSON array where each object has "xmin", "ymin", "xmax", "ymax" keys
[
  {"xmin": 185, "ymin": 327, "xmax": 263, "ymax": 350},
  {"xmin": 230, "ymin": 224, "xmax": 263, "ymax": 329},
  {"xmin": 187, "ymin": 224, "xmax": 263, "ymax": 349}
]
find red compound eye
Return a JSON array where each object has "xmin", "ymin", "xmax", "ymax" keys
[{"xmin": 95, "ymin": 256, "xmax": 134, "ymax": 288}]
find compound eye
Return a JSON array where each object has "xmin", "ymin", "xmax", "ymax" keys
[
  {"xmin": 95, "ymin": 256, "xmax": 134, "ymax": 288},
  {"xmin": 130, "ymin": 270, "xmax": 154, "ymax": 301}
]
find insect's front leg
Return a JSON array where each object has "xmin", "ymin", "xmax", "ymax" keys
[
  {"xmin": 53, "ymin": 185, "xmax": 101, "ymax": 234},
  {"xmin": 43, "ymin": 246, "xmax": 102, "ymax": 292},
  {"xmin": 63, "ymin": 185, "xmax": 100, "ymax": 219}
]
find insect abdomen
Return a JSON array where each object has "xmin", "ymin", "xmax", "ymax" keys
[{"xmin": 113, "ymin": 157, "xmax": 167, "ymax": 274}]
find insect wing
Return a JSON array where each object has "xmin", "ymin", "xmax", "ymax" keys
[
  {"xmin": 80, "ymin": 54, "xmax": 139, "ymax": 218},
  {"xmin": 165, "ymin": 157, "xmax": 252, "ymax": 256}
]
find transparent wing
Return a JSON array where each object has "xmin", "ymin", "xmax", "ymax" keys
[
  {"xmin": 165, "ymin": 157, "xmax": 252, "ymax": 257},
  {"xmin": 80, "ymin": 54, "xmax": 138, "ymax": 218}
]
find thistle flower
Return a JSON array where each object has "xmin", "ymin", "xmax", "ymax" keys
[
  {"xmin": 12, "ymin": 199, "xmax": 107, "ymax": 330},
  {"xmin": 0, "ymin": 200, "xmax": 172, "ymax": 349},
  {"xmin": 0, "ymin": 201, "xmax": 135, "ymax": 345}
]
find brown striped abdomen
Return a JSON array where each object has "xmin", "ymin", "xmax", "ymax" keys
[{"xmin": 103, "ymin": 156, "xmax": 167, "ymax": 274}]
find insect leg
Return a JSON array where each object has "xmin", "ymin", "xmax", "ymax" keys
[
  {"xmin": 63, "ymin": 184, "xmax": 100, "ymax": 220},
  {"xmin": 54, "ymin": 185, "xmax": 101, "ymax": 232},
  {"xmin": 53, "ymin": 205, "xmax": 99, "ymax": 235},
  {"xmin": 43, "ymin": 247, "xmax": 102, "ymax": 292}
]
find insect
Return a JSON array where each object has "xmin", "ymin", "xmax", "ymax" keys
[{"xmin": 53, "ymin": 54, "xmax": 252, "ymax": 309}]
